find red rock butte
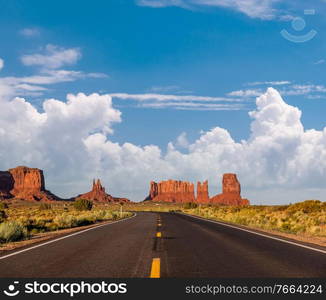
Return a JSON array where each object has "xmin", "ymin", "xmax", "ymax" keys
[
  {"xmin": 145, "ymin": 173, "xmax": 249, "ymax": 206},
  {"xmin": 210, "ymin": 174, "xmax": 249, "ymax": 206},
  {"xmin": 76, "ymin": 179, "xmax": 130, "ymax": 203},
  {"xmin": 0, "ymin": 166, "xmax": 60, "ymax": 201},
  {"xmin": 197, "ymin": 180, "xmax": 210, "ymax": 203}
]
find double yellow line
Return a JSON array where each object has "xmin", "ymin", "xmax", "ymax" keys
[{"xmin": 150, "ymin": 215, "xmax": 162, "ymax": 278}]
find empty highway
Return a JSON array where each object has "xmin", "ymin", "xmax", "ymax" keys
[{"xmin": 0, "ymin": 212, "xmax": 325, "ymax": 278}]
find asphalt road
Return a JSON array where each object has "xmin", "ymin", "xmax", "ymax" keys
[{"xmin": 0, "ymin": 212, "xmax": 325, "ymax": 278}]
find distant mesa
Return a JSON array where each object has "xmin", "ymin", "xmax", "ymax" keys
[
  {"xmin": 0, "ymin": 166, "xmax": 60, "ymax": 202},
  {"xmin": 0, "ymin": 166, "xmax": 130, "ymax": 203},
  {"xmin": 76, "ymin": 179, "xmax": 130, "ymax": 203},
  {"xmin": 145, "ymin": 180, "xmax": 195, "ymax": 203},
  {"xmin": 145, "ymin": 173, "xmax": 249, "ymax": 206}
]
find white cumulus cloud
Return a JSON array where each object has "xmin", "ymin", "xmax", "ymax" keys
[
  {"xmin": 0, "ymin": 87, "xmax": 325, "ymax": 204},
  {"xmin": 0, "ymin": 92, "xmax": 121, "ymax": 195},
  {"xmin": 0, "ymin": 58, "xmax": 4, "ymax": 71},
  {"xmin": 176, "ymin": 132, "xmax": 190, "ymax": 148}
]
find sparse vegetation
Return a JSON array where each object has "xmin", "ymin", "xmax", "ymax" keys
[
  {"xmin": 0, "ymin": 202, "xmax": 8, "ymax": 210},
  {"xmin": 73, "ymin": 199, "xmax": 93, "ymax": 211},
  {"xmin": 182, "ymin": 200, "xmax": 326, "ymax": 238},
  {"xmin": 39, "ymin": 203, "xmax": 52, "ymax": 210},
  {"xmin": 0, "ymin": 210, "xmax": 7, "ymax": 222},
  {"xmin": 0, "ymin": 221, "xmax": 27, "ymax": 242},
  {"xmin": 184, "ymin": 202, "xmax": 198, "ymax": 209},
  {"xmin": 123, "ymin": 202, "xmax": 184, "ymax": 212}
]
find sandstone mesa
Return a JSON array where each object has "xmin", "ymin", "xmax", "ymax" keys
[
  {"xmin": 145, "ymin": 173, "xmax": 249, "ymax": 206},
  {"xmin": 0, "ymin": 166, "xmax": 60, "ymax": 202},
  {"xmin": 145, "ymin": 180, "xmax": 195, "ymax": 203}
]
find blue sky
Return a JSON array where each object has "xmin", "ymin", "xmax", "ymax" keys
[{"xmin": 0, "ymin": 0, "xmax": 326, "ymax": 203}]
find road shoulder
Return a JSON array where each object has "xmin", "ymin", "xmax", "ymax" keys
[{"xmin": 177, "ymin": 212, "xmax": 326, "ymax": 253}]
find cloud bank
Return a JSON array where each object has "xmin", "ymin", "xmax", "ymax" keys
[{"xmin": 0, "ymin": 87, "xmax": 325, "ymax": 204}]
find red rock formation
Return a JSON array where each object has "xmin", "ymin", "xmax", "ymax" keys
[
  {"xmin": 210, "ymin": 173, "xmax": 249, "ymax": 206},
  {"xmin": 148, "ymin": 181, "xmax": 158, "ymax": 200},
  {"xmin": 0, "ymin": 166, "xmax": 60, "ymax": 201},
  {"xmin": 145, "ymin": 179, "xmax": 195, "ymax": 203},
  {"xmin": 145, "ymin": 174, "xmax": 249, "ymax": 205},
  {"xmin": 196, "ymin": 180, "xmax": 210, "ymax": 203},
  {"xmin": 9, "ymin": 166, "xmax": 45, "ymax": 194},
  {"xmin": 0, "ymin": 171, "xmax": 14, "ymax": 199},
  {"xmin": 76, "ymin": 179, "xmax": 130, "ymax": 203}
]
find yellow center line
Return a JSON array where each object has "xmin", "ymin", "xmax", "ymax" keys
[
  {"xmin": 150, "ymin": 258, "xmax": 160, "ymax": 278},
  {"xmin": 156, "ymin": 232, "xmax": 162, "ymax": 238}
]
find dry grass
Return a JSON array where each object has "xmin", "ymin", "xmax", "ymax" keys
[
  {"xmin": 122, "ymin": 202, "xmax": 184, "ymax": 212},
  {"xmin": 182, "ymin": 200, "xmax": 326, "ymax": 239}
]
